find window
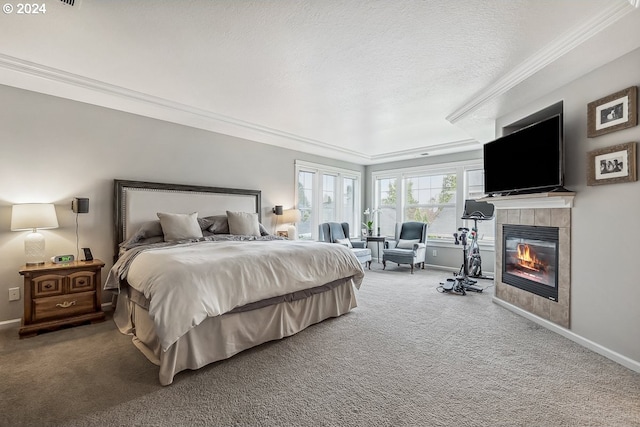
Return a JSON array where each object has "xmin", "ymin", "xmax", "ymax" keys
[
  {"xmin": 403, "ymin": 172, "xmax": 457, "ymax": 240},
  {"xmin": 371, "ymin": 160, "xmax": 493, "ymax": 244},
  {"xmin": 376, "ymin": 177, "xmax": 397, "ymax": 237},
  {"xmin": 322, "ymin": 174, "xmax": 336, "ymax": 222},
  {"xmin": 295, "ymin": 161, "xmax": 361, "ymax": 240},
  {"xmin": 297, "ymin": 170, "xmax": 314, "ymax": 240}
]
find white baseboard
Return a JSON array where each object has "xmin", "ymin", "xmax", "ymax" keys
[
  {"xmin": 0, "ymin": 302, "xmax": 113, "ymax": 332},
  {"xmin": 425, "ymin": 264, "xmax": 458, "ymax": 274},
  {"xmin": 0, "ymin": 318, "xmax": 21, "ymax": 330},
  {"xmin": 493, "ymin": 297, "xmax": 640, "ymax": 374}
]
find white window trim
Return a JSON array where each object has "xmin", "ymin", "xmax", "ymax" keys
[{"xmin": 295, "ymin": 160, "xmax": 362, "ymax": 240}]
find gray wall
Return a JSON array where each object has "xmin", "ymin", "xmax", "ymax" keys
[
  {"xmin": 0, "ymin": 84, "xmax": 363, "ymax": 323},
  {"xmin": 495, "ymin": 47, "xmax": 640, "ymax": 364}
]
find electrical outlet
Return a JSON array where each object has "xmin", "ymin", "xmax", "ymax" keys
[
  {"xmin": 9, "ymin": 287, "xmax": 20, "ymax": 301},
  {"xmin": 432, "ymin": 249, "xmax": 437, "ymax": 257}
]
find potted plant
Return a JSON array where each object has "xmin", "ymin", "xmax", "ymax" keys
[{"xmin": 362, "ymin": 208, "xmax": 379, "ymax": 236}]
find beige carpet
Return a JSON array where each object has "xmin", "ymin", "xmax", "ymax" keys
[{"xmin": 1, "ymin": 266, "xmax": 639, "ymax": 426}]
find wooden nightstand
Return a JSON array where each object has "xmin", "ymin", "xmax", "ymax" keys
[{"xmin": 18, "ymin": 259, "xmax": 106, "ymax": 338}]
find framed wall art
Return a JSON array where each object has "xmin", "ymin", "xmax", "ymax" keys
[
  {"xmin": 586, "ymin": 142, "xmax": 637, "ymax": 186},
  {"xmin": 587, "ymin": 86, "xmax": 637, "ymax": 138}
]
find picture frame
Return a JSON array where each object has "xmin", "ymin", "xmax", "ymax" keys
[
  {"xmin": 587, "ymin": 86, "xmax": 637, "ymax": 138},
  {"xmin": 586, "ymin": 142, "xmax": 637, "ymax": 186},
  {"xmin": 276, "ymin": 230, "xmax": 288, "ymax": 238}
]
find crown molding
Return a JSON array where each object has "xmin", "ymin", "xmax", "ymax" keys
[
  {"xmin": 368, "ymin": 139, "xmax": 481, "ymax": 162},
  {"xmin": 0, "ymin": 52, "xmax": 482, "ymax": 165},
  {"xmin": 446, "ymin": 1, "xmax": 637, "ymax": 124},
  {"xmin": 0, "ymin": 52, "xmax": 369, "ymax": 161}
]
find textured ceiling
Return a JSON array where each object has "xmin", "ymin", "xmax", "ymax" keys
[{"xmin": 1, "ymin": 0, "xmax": 639, "ymax": 164}]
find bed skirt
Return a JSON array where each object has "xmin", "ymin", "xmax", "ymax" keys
[{"xmin": 113, "ymin": 278, "xmax": 358, "ymax": 385}]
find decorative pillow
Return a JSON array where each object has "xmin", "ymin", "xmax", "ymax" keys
[
  {"xmin": 197, "ymin": 216, "xmax": 216, "ymax": 231},
  {"xmin": 396, "ymin": 239, "xmax": 420, "ymax": 249},
  {"xmin": 157, "ymin": 212, "xmax": 203, "ymax": 241},
  {"xmin": 259, "ymin": 223, "xmax": 270, "ymax": 236},
  {"xmin": 207, "ymin": 215, "xmax": 230, "ymax": 234},
  {"xmin": 226, "ymin": 211, "xmax": 260, "ymax": 236},
  {"xmin": 119, "ymin": 220, "xmax": 164, "ymax": 249},
  {"xmin": 334, "ymin": 238, "xmax": 353, "ymax": 248}
]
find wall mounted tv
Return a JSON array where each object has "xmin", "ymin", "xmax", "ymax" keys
[{"xmin": 483, "ymin": 114, "xmax": 564, "ymax": 196}]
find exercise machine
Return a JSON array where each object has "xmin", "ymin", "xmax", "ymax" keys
[
  {"xmin": 439, "ymin": 226, "xmax": 484, "ymax": 294},
  {"xmin": 461, "ymin": 199, "xmax": 495, "ymax": 280},
  {"xmin": 438, "ymin": 200, "xmax": 494, "ymax": 295}
]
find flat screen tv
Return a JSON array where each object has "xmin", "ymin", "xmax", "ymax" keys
[{"xmin": 483, "ymin": 114, "xmax": 564, "ymax": 196}]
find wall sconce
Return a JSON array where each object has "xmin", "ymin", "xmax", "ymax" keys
[
  {"xmin": 72, "ymin": 197, "xmax": 89, "ymax": 214},
  {"xmin": 11, "ymin": 203, "xmax": 59, "ymax": 266},
  {"xmin": 272, "ymin": 205, "xmax": 283, "ymax": 215}
]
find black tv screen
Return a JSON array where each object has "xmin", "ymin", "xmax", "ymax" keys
[{"xmin": 483, "ymin": 114, "xmax": 563, "ymax": 196}]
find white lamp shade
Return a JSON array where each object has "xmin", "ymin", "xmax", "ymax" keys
[
  {"xmin": 11, "ymin": 203, "xmax": 59, "ymax": 231},
  {"xmin": 281, "ymin": 209, "xmax": 301, "ymax": 224},
  {"xmin": 11, "ymin": 204, "xmax": 59, "ymax": 265}
]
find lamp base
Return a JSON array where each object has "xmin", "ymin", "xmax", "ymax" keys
[
  {"xmin": 24, "ymin": 231, "xmax": 46, "ymax": 266},
  {"xmin": 287, "ymin": 225, "xmax": 297, "ymax": 240}
]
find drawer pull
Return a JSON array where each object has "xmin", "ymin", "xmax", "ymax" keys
[
  {"xmin": 55, "ymin": 301, "xmax": 77, "ymax": 309},
  {"xmin": 78, "ymin": 280, "xmax": 86, "ymax": 285},
  {"xmin": 44, "ymin": 284, "xmax": 52, "ymax": 289}
]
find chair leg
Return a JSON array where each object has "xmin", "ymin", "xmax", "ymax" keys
[
  {"xmin": 367, "ymin": 261, "xmax": 371, "ymax": 270},
  {"xmin": 410, "ymin": 263, "xmax": 414, "ymax": 274},
  {"xmin": 382, "ymin": 260, "xmax": 386, "ymax": 270},
  {"xmin": 421, "ymin": 262, "xmax": 425, "ymax": 269}
]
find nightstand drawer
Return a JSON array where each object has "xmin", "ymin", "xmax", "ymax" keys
[
  {"xmin": 68, "ymin": 271, "xmax": 96, "ymax": 293},
  {"xmin": 33, "ymin": 274, "xmax": 65, "ymax": 298},
  {"xmin": 33, "ymin": 292, "xmax": 96, "ymax": 322}
]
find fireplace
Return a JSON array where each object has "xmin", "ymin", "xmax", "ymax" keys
[
  {"xmin": 492, "ymin": 198, "xmax": 572, "ymax": 328},
  {"xmin": 503, "ymin": 224, "xmax": 559, "ymax": 301}
]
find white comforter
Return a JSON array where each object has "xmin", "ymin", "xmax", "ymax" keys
[{"xmin": 123, "ymin": 240, "xmax": 364, "ymax": 351}]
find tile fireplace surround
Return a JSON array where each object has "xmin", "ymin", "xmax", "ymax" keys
[{"xmin": 487, "ymin": 192, "xmax": 574, "ymax": 329}]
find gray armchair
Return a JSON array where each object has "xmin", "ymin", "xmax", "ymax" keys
[
  {"xmin": 382, "ymin": 222, "xmax": 428, "ymax": 274},
  {"xmin": 318, "ymin": 222, "xmax": 372, "ymax": 269}
]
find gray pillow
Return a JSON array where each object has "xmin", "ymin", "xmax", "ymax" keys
[
  {"xmin": 207, "ymin": 215, "xmax": 230, "ymax": 234},
  {"xmin": 120, "ymin": 220, "xmax": 164, "ymax": 249},
  {"xmin": 198, "ymin": 216, "xmax": 216, "ymax": 231},
  {"xmin": 334, "ymin": 238, "xmax": 353, "ymax": 248},
  {"xmin": 135, "ymin": 220, "xmax": 163, "ymax": 238},
  {"xmin": 396, "ymin": 238, "xmax": 420, "ymax": 249},
  {"xmin": 226, "ymin": 211, "xmax": 260, "ymax": 236},
  {"xmin": 157, "ymin": 212, "xmax": 204, "ymax": 241}
]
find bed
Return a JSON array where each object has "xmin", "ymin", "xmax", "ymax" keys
[{"xmin": 105, "ymin": 179, "xmax": 364, "ymax": 385}]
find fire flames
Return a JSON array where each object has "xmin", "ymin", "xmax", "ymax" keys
[{"xmin": 516, "ymin": 244, "xmax": 546, "ymax": 272}]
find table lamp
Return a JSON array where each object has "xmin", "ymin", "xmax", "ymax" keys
[
  {"xmin": 11, "ymin": 203, "xmax": 59, "ymax": 266},
  {"xmin": 281, "ymin": 209, "xmax": 301, "ymax": 240}
]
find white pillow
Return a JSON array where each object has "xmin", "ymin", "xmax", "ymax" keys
[
  {"xmin": 157, "ymin": 212, "xmax": 203, "ymax": 241},
  {"xmin": 334, "ymin": 238, "xmax": 353, "ymax": 248},
  {"xmin": 396, "ymin": 239, "xmax": 420, "ymax": 249},
  {"xmin": 226, "ymin": 211, "xmax": 261, "ymax": 236}
]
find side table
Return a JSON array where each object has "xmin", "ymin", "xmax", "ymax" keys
[
  {"xmin": 18, "ymin": 259, "xmax": 106, "ymax": 338},
  {"xmin": 365, "ymin": 236, "xmax": 386, "ymax": 263}
]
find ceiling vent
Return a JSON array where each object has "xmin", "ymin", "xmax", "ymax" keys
[{"xmin": 59, "ymin": 0, "xmax": 75, "ymax": 5}]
